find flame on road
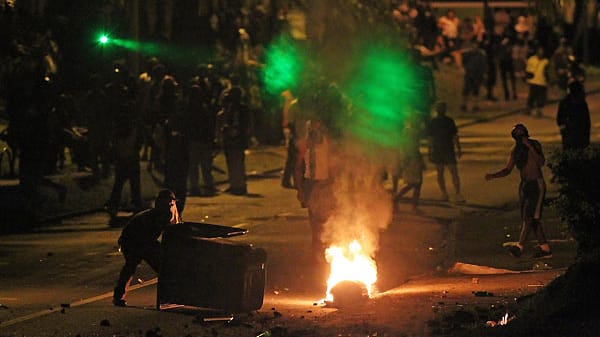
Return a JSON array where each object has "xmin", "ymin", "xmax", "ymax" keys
[{"xmin": 325, "ymin": 240, "xmax": 377, "ymax": 302}]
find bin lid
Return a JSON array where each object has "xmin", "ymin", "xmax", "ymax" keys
[{"xmin": 174, "ymin": 222, "xmax": 248, "ymax": 238}]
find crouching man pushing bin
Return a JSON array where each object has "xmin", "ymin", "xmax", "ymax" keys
[{"xmin": 113, "ymin": 189, "xmax": 182, "ymax": 306}]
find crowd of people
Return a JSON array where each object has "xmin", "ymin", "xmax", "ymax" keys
[
  {"xmin": 0, "ymin": 1, "xmax": 592, "ymax": 220},
  {"xmin": 391, "ymin": 2, "xmax": 586, "ymax": 114},
  {"xmin": 0, "ymin": 1, "xmax": 292, "ymax": 217}
]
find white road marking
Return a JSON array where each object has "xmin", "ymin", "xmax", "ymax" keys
[{"xmin": 0, "ymin": 278, "xmax": 157, "ymax": 328}]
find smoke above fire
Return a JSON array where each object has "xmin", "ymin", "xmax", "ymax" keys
[
  {"xmin": 261, "ymin": 2, "xmax": 426, "ymax": 272},
  {"xmin": 321, "ymin": 143, "xmax": 393, "ymax": 258}
]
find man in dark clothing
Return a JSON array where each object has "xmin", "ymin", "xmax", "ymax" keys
[
  {"xmin": 281, "ymin": 89, "xmax": 297, "ymax": 189},
  {"xmin": 498, "ymin": 34, "xmax": 517, "ymax": 101},
  {"xmin": 113, "ymin": 189, "xmax": 182, "ymax": 306},
  {"xmin": 485, "ymin": 124, "xmax": 552, "ymax": 259},
  {"xmin": 458, "ymin": 41, "xmax": 487, "ymax": 112},
  {"xmin": 556, "ymin": 81, "xmax": 590, "ymax": 150},
  {"xmin": 186, "ymin": 84, "xmax": 217, "ymax": 196},
  {"xmin": 105, "ymin": 111, "xmax": 144, "ymax": 218},
  {"xmin": 427, "ymin": 102, "xmax": 464, "ymax": 203},
  {"xmin": 164, "ymin": 104, "xmax": 189, "ymax": 215},
  {"xmin": 83, "ymin": 73, "xmax": 111, "ymax": 178},
  {"xmin": 482, "ymin": 32, "xmax": 499, "ymax": 101},
  {"xmin": 218, "ymin": 86, "xmax": 250, "ymax": 195}
]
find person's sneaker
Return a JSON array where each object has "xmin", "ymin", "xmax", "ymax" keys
[
  {"xmin": 507, "ymin": 245, "xmax": 522, "ymax": 258},
  {"xmin": 532, "ymin": 249, "xmax": 553, "ymax": 259},
  {"xmin": 112, "ymin": 298, "xmax": 127, "ymax": 307}
]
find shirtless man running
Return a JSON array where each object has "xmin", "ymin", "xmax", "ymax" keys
[{"xmin": 485, "ymin": 124, "xmax": 552, "ymax": 258}]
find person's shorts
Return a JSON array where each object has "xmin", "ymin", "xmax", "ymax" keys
[
  {"xmin": 519, "ymin": 179, "xmax": 545, "ymax": 220},
  {"xmin": 430, "ymin": 149, "xmax": 457, "ymax": 165}
]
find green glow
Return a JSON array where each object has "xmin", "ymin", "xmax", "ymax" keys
[
  {"xmin": 262, "ymin": 35, "xmax": 305, "ymax": 95},
  {"xmin": 345, "ymin": 46, "xmax": 422, "ymax": 148},
  {"xmin": 111, "ymin": 39, "xmax": 160, "ymax": 55},
  {"xmin": 95, "ymin": 35, "xmax": 210, "ymax": 63}
]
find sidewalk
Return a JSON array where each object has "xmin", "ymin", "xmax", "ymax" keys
[{"xmin": 0, "ymin": 147, "xmax": 284, "ymax": 232}]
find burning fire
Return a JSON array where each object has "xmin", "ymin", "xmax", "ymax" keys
[{"xmin": 324, "ymin": 240, "xmax": 377, "ymax": 302}]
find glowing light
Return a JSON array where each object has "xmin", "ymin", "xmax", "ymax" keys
[
  {"xmin": 346, "ymin": 45, "xmax": 422, "ymax": 148},
  {"xmin": 262, "ymin": 35, "xmax": 305, "ymax": 94},
  {"xmin": 325, "ymin": 240, "xmax": 377, "ymax": 302}
]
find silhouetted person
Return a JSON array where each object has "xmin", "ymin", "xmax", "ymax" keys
[
  {"xmin": 556, "ymin": 81, "xmax": 590, "ymax": 150},
  {"xmin": 280, "ymin": 89, "xmax": 297, "ymax": 189},
  {"xmin": 12, "ymin": 56, "xmax": 67, "ymax": 210},
  {"xmin": 295, "ymin": 115, "xmax": 338, "ymax": 260},
  {"xmin": 217, "ymin": 86, "xmax": 250, "ymax": 195},
  {"xmin": 427, "ymin": 102, "xmax": 464, "ymax": 203},
  {"xmin": 394, "ymin": 115, "xmax": 426, "ymax": 212},
  {"xmin": 150, "ymin": 75, "xmax": 180, "ymax": 174},
  {"xmin": 498, "ymin": 33, "xmax": 517, "ymax": 100},
  {"xmin": 459, "ymin": 40, "xmax": 487, "ymax": 112},
  {"xmin": 164, "ymin": 105, "xmax": 189, "ymax": 215},
  {"xmin": 525, "ymin": 47, "xmax": 549, "ymax": 117},
  {"xmin": 105, "ymin": 111, "xmax": 144, "ymax": 218},
  {"xmin": 82, "ymin": 73, "xmax": 111, "ymax": 178},
  {"xmin": 112, "ymin": 189, "xmax": 181, "ymax": 307},
  {"xmin": 186, "ymin": 84, "xmax": 217, "ymax": 196},
  {"xmin": 485, "ymin": 124, "xmax": 552, "ymax": 259}
]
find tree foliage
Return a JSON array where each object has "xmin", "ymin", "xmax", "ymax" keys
[{"xmin": 548, "ymin": 145, "xmax": 600, "ymax": 256}]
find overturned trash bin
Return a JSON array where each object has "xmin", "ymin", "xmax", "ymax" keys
[{"xmin": 157, "ymin": 222, "xmax": 266, "ymax": 313}]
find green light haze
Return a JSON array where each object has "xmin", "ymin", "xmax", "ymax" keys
[{"xmin": 345, "ymin": 46, "xmax": 421, "ymax": 148}]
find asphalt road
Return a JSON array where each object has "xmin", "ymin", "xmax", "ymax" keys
[{"xmin": 0, "ymin": 92, "xmax": 598, "ymax": 337}]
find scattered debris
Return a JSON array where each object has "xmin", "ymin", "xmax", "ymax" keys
[
  {"xmin": 256, "ymin": 326, "xmax": 288, "ymax": 337},
  {"xmin": 203, "ymin": 316, "xmax": 234, "ymax": 323},
  {"xmin": 60, "ymin": 308, "xmax": 66, "ymax": 314},
  {"xmin": 486, "ymin": 313, "xmax": 514, "ymax": 327},
  {"xmin": 473, "ymin": 291, "xmax": 494, "ymax": 297},
  {"xmin": 60, "ymin": 303, "xmax": 70, "ymax": 308},
  {"xmin": 449, "ymin": 262, "xmax": 519, "ymax": 275},
  {"xmin": 99, "ymin": 319, "xmax": 110, "ymax": 326},
  {"xmin": 533, "ymin": 262, "xmax": 552, "ymax": 270}
]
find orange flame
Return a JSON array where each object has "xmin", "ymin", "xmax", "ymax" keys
[{"xmin": 324, "ymin": 240, "xmax": 377, "ymax": 302}]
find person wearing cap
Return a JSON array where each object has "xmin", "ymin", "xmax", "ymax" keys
[
  {"xmin": 485, "ymin": 124, "xmax": 552, "ymax": 259},
  {"xmin": 112, "ymin": 189, "xmax": 182, "ymax": 306}
]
